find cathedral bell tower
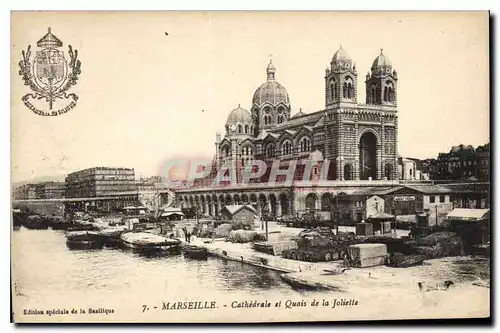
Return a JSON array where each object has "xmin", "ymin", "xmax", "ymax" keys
[
  {"xmin": 325, "ymin": 45, "xmax": 358, "ymax": 108},
  {"xmin": 365, "ymin": 49, "xmax": 398, "ymax": 106}
]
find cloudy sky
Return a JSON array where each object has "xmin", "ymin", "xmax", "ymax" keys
[{"xmin": 11, "ymin": 11, "xmax": 489, "ymax": 183}]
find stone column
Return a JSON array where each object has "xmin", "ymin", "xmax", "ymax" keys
[
  {"xmin": 377, "ymin": 144, "xmax": 383, "ymax": 180},
  {"xmin": 276, "ymin": 200, "xmax": 282, "ymax": 217},
  {"xmin": 354, "ymin": 121, "xmax": 359, "ymax": 180},
  {"xmin": 294, "ymin": 192, "xmax": 304, "ymax": 215},
  {"xmin": 355, "ymin": 143, "xmax": 361, "ymax": 180},
  {"xmin": 316, "ymin": 195, "xmax": 322, "ymax": 210}
]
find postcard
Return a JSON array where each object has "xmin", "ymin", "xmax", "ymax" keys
[{"xmin": 11, "ymin": 10, "xmax": 490, "ymax": 323}]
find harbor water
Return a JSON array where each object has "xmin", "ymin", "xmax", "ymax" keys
[
  {"xmin": 12, "ymin": 227, "xmax": 490, "ymax": 321},
  {"xmin": 12, "ymin": 227, "xmax": 325, "ymax": 305}
]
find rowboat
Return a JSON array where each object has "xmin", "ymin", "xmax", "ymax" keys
[
  {"xmin": 183, "ymin": 245, "xmax": 209, "ymax": 259},
  {"xmin": 120, "ymin": 232, "xmax": 181, "ymax": 251},
  {"xmin": 98, "ymin": 226, "xmax": 129, "ymax": 247},
  {"xmin": 23, "ymin": 215, "xmax": 49, "ymax": 230},
  {"xmin": 65, "ymin": 230, "xmax": 105, "ymax": 250}
]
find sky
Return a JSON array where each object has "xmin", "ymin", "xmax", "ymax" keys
[{"xmin": 10, "ymin": 11, "xmax": 489, "ymax": 183}]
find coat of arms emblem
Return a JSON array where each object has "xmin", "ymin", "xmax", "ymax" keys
[{"xmin": 18, "ymin": 27, "xmax": 82, "ymax": 116}]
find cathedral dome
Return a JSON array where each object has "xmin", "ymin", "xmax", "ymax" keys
[
  {"xmin": 331, "ymin": 46, "xmax": 351, "ymax": 64},
  {"xmin": 226, "ymin": 105, "xmax": 252, "ymax": 124},
  {"xmin": 252, "ymin": 60, "xmax": 290, "ymax": 106},
  {"xmin": 330, "ymin": 45, "xmax": 353, "ymax": 71},
  {"xmin": 371, "ymin": 49, "xmax": 392, "ymax": 73}
]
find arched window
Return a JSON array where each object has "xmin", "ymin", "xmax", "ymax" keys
[
  {"xmin": 282, "ymin": 140, "xmax": 292, "ymax": 155},
  {"xmin": 244, "ymin": 125, "xmax": 249, "ymax": 133},
  {"xmin": 385, "ymin": 81, "xmax": 395, "ymax": 103},
  {"xmin": 222, "ymin": 146, "xmax": 229, "ymax": 157},
  {"xmin": 266, "ymin": 144, "xmax": 276, "ymax": 158},
  {"xmin": 264, "ymin": 115, "xmax": 272, "ymax": 125},
  {"xmin": 344, "ymin": 76, "xmax": 354, "ymax": 99},
  {"xmin": 389, "ymin": 87, "xmax": 395, "ymax": 103},
  {"xmin": 299, "ymin": 137, "xmax": 311, "ymax": 152},
  {"xmin": 343, "ymin": 82, "xmax": 347, "ymax": 98},
  {"xmin": 238, "ymin": 124, "xmax": 242, "ymax": 133},
  {"xmin": 371, "ymin": 86, "xmax": 377, "ymax": 103},
  {"xmin": 330, "ymin": 79, "xmax": 336, "ymax": 101},
  {"xmin": 344, "ymin": 164, "xmax": 353, "ymax": 180},
  {"xmin": 385, "ymin": 164, "xmax": 393, "ymax": 180},
  {"xmin": 225, "ymin": 125, "xmax": 229, "ymax": 135}
]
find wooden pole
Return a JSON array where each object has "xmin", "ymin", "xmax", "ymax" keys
[
  {"xmin": 265, "ymin": 218, "xmax": 269, "ymax": 241},
  {"xmin": 212, "ymin": 218, "xmax": 215, "ymax": 244},
  {"xmin": 435, "ymin": 205, "xmax": 438, "ymax": 226}
]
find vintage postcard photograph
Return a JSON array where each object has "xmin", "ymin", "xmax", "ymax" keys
[{"xmin": 10, "ymin": 10, "xmax": 490, "ymax": 323}]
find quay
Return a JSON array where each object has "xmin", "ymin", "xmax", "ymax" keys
[{"xmin": 186, "ymin": 232, "xmax": 488, "ymax": 294}]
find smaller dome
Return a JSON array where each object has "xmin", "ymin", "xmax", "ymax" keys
[
  {"xmin": 331, "ymin": 45, "xmax": 351, "ymax": 64},
  {"xmin": 226, "ymin": 105, "xmax": 252, "ymax": 124},
  {"xmin": 371, "ymin": 49, "xmax": 392, "ymax": 72},
  {"xmin": 330, "ymin": 45, "xmax": 353, "ymax": 71}
]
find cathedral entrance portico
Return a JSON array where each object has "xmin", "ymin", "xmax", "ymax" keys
[{"xmin": 359, "ymin": 131, "xmax": 378, "ymax": 180}]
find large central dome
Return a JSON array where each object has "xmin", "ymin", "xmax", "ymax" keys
[{"xmin": 252, "ymin": 60, "xmax": 290, "ymax": 106}]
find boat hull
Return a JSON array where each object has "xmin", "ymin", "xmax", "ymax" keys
[
  {"xmin": 66, "ymin": 239, "xmax": 104, "ymax": 250},
  {"xmin": 51, "ymin": 223, "xmax": 73, "ymax": 230},
  {"xmin": 23, "ymin": 216, "xmax": 49, "ymax": 230},
  {"xmin": 120, "ymin": 239, "xmax": 179, "ymax": 251},
  {"xmin": 183, "ymin": 246, "xmax": 209, "ymax": 260},
  {"xmin": 120, "ymin": 232, "xmax": 181, "ymax": 253}
]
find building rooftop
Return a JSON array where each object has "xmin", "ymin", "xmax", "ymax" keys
[{"xmin": 222, "ymin": 204, "xmax": 257, "ymax": 216}]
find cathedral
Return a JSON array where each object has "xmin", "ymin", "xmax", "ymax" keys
[{"xmin": 213, "ymin": 46, "xmax": 399, "ymax": 184}]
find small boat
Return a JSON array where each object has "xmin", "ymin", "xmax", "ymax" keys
[
  {"xmin": 12, "ymin": 209, "xmax": 24, "ymax": 228},
  {"xmin": 120, "ymin": 232, "xmax": 181, "ymax": 252},
  {"xmin": 23, "ymin": 215, "xmax": 49, "ymax": 230},
  {"xmin": 183, "ymin": 245, "xmax": 209, "ymax": 260},
  {"xmin": 98, "ymin": 227, "xmax": 129, "ymax": 247},
  {"xmin": 50, "ymin": 217, "xmax": 73, "ymax": 230},
  {"xmin": 65, "ymin": 231, "xmax": 105, "ymax": 250},
  {"xmin": 67, "ymin": 220, "xmax": 96, "ymax": 232}
]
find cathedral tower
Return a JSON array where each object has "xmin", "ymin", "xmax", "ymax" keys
[
  {"xmin": 365, "ymin": 49, "xmax": 398, "ymax": 106},
  {"xmin": 325, "ymin": 46, "xmax": 358, "ymax": 108}
]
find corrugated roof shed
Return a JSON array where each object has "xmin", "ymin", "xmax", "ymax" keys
[{"xmin": 222, "ymin": 204, "xmax": 256, "ymax": 216}]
